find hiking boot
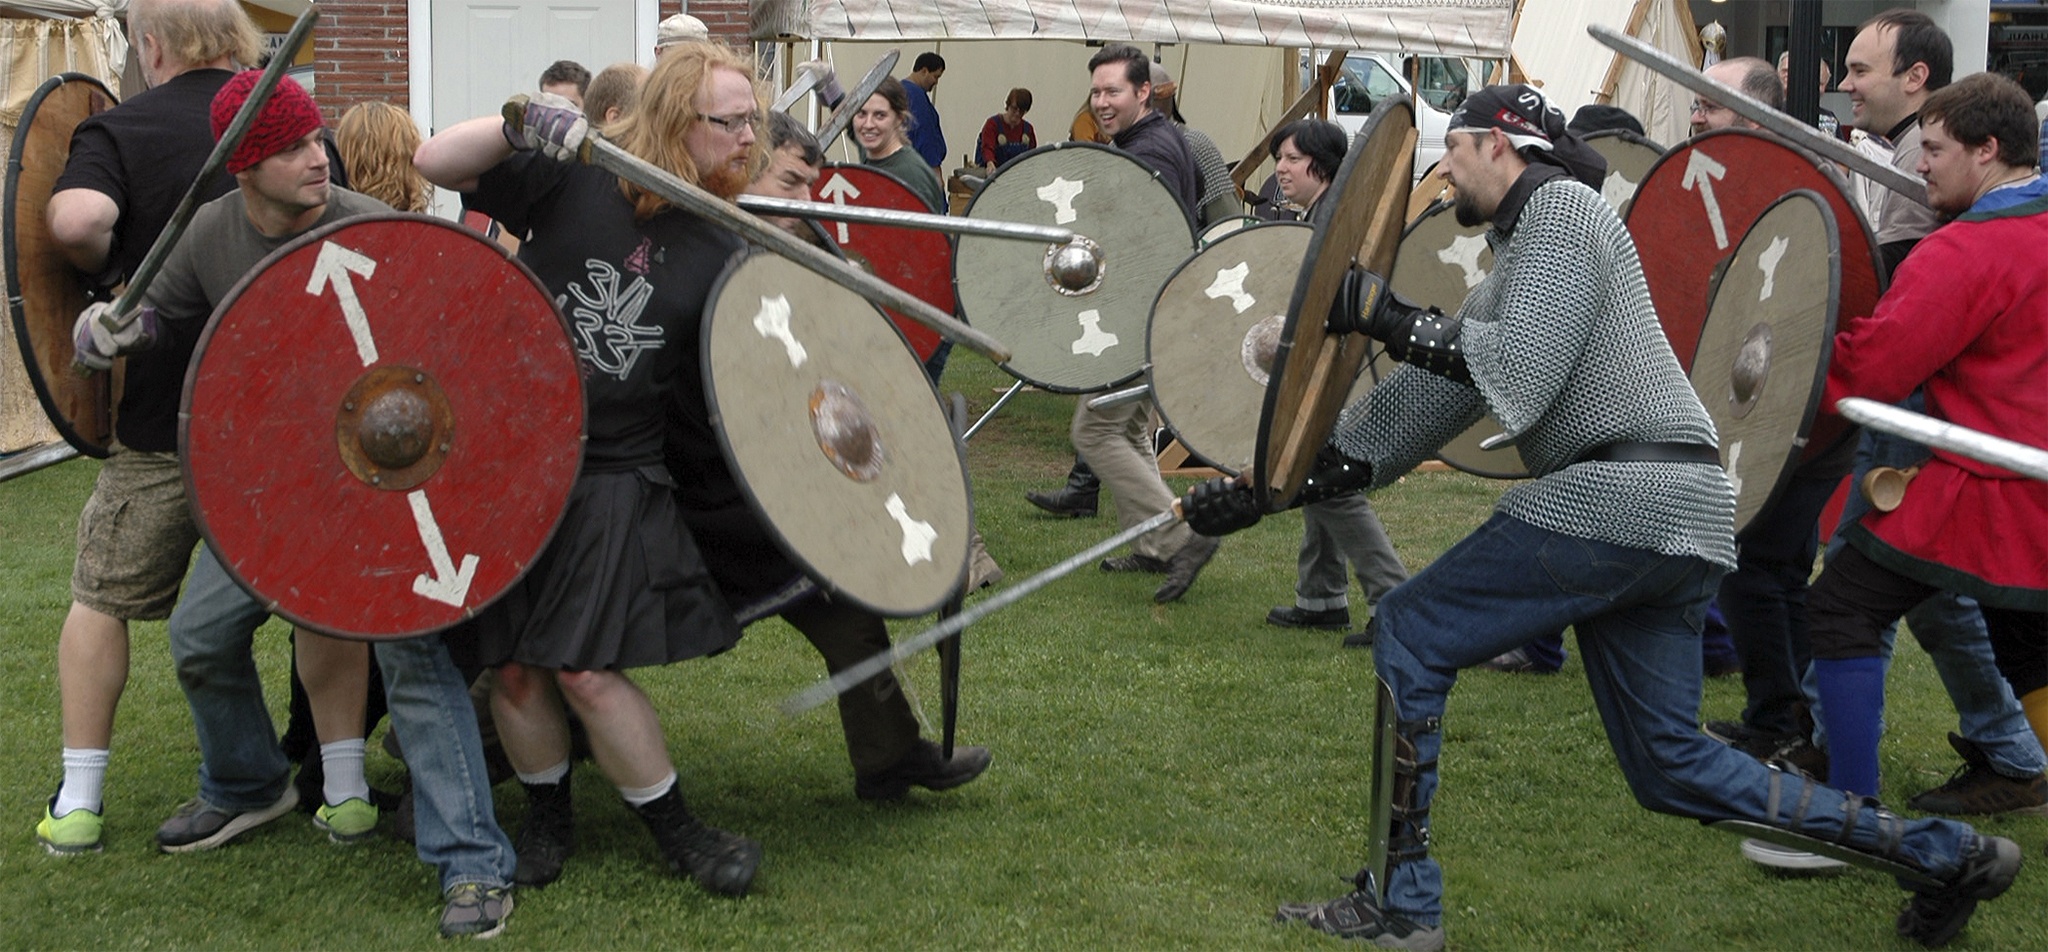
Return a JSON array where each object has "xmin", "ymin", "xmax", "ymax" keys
[
  {"xmin": 631, "ymin": 786, "xmax": 760, "ymax": 897},
  {"xmin": 1099, "ymin": 553, "xmax": 1169, "ymax": 574},
  {"xmin": 314, "ymin": 797, "xmax": 379, "ymax": 844},
  {"xmin": 1740, "ymin": 837, "xmax": 1849, "ymax": 873},
  {"xmin": 1896, "ymin": 833, "xmax": 2021, "ymax": 948},
  {"xmin": 156, "ymin": 785, "xmax": 299, "ymax": 853},
  {"xmin": 1342, "ymin": 617, "xmax": 1378, "ymax": 649},
  {"xmin": 1025, "ymin": 462, "xmax": 1100, "ymax": 518},
  {"xmin": 513, "ymin": 778, "xmax": 575, "ymax": 888},
  {"xmin": 439, "ymin": 882, "xmax": 514, "ymax": 939},
  {"xmin": 35, "ymin": 792, "xmax": 103, "ymax": 855},
  {"xmin": 1154, "ymin": 534, "xmax": 1220, "ymax": 603},
  {"xmin": 1275, "ymin": 870, "xmax": 1445, "ymax": 951},
  {"xmin": 855, "ymin": 739, "xmax": 993, "ymax": 801},
  {"xmin": 1476, "ymin": 647, "xmax": 1556, "ymax": 674},
  {"xmin": 1266, "ymin": 605, "xmax": 1352, "ymax": 631},
  {"xmin": 1908, "ymin": 734, "xmax": 2048, "ymax": 817},
  {"xmin": 967, "ymin": 532, "xmax": 1004, "ymax": 590}
]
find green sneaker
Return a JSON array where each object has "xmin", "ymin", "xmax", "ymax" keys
[
  {"xmin": 313, "ymin": 797, "xmax": 379, "ymax": 844},
  {"xmin": 36, "ymin": 795, "xmax": 104, "ymax": 855}
]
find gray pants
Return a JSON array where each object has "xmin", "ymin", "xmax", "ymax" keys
[
  {"xmin": 1294, "ymin": 494, "xmax": 1408, "ymax": 611},
  {"xmin": 1071, "ymin": 398, "xmax": 1191, "ymax": 561}
]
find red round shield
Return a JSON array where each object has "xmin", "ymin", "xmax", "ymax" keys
[
  {"xmin": 808, "ymin": 163, "xmax": 951, "ymax": 362},
  {"xmin": 183, "ymin": 215, "xmax": 584, "ymax": 640},
  {"xmin": 1626, "ymin": 128, "xmax": 1882, "ymax": 373}
]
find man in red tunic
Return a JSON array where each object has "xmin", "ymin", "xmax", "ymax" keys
[{"xmin": 1807, "ymin": 72, "xmax": 2048, "ymax": 835}]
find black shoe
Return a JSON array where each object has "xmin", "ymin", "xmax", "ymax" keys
[
  {"xmin": 513, "ymin": 777, "xmax": 575, "ymax": 888},
  {"xmin": 1266, "ymin": 605, "xmax": 1352, "ymax": 631},
  {"xmin": 1275, "ymin": 870, "xmax": 1445, "ymax": 951},
  {"xmin": 631, "ymin": 786, "xmax": 760, "ymax": 897},
  {"xmin": 1099, "ymin": 553, "xmax": 1169, "ymax": 573},
  {"xmin": 1703, "ymin": 719, "xmax": 1805, "ymax": 762},
  {"xmin": 1771, "ymin": 736, "xmax": 1831, "ymax": 781},
  {"xmin": 1341, "ymin": 617, "xmax": 1378, "ymax": 649},
  {"xmin": 1908, "ymin": 734, "xmax": 2048, "ymax": 817},
  {"xmin": 1897, "ymin": 833, "xmax": 2021, "ymax": 948},
  {"xmin": 1154, "ymin": 535, "xmax": 1220, "ymax": 603},
  {"xmin": 1475, "ymin": 648, "xmax": 1556, "ymax": 674},
  {"xmin": 855, "ymin": 739, "xmax": 993, "ymax": 801},
  {"xmin": 1025, "ymin": 461, "xmax": 1101, "ymax": 518}
]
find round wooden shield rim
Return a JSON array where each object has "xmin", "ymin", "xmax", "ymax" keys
[
  {"xmin": 1254, "ymin": 97, "xmax": 1415, "ymax": 505},
  {"xmin": 703, "ymin": 246, "xmax": 974, "ymax": 619},
  {"xmin": 1145, "ymin": 218, "xmax": 1311, "ymax": 476},
  {"xmin": 178, "ymin": 212, "xmax": 586, "ymax": 640},
  {"xmin": 1581, "ymin": 128, "xmax": 1667, "ymax": 153},
  {"xmin": 818, "ymin": 161, "xmax": 946, "ymax": 214},
  {"xmin": 5, "ymin": 72, "xmax": 118, "ymax": 459},
  {"xmin": 813, "ymin": 161, "xmax": 955, "ymax": 360},
  {"xmin": 1703, "ymin": 187, "xmax": 1841, "ymax": 536},
  {"xmin": 952, "ymin": 139, "xmax": 1195, "ymax": 394}
]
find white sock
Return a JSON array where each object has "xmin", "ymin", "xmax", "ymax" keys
[
  {"xmin": 516, "ymin": 760, "xmax": 570, "ymax": 787},
  {"xmin": 319, "ymin": 738, "xmax": 370, "ymax": 805},
  {"xmin": 55, "ymin": 748, "xmax": 110, "ymax": 816},
  {"xmin": 618, "ymin": 771, "xmax": 676, "ymax": 807}
]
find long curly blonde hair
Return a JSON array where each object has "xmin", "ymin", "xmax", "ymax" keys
[
  {"xmin": 336, "ymin": 101, "xmax": 433, "ymax": 213},
  {"xmin": 606, "ymin": 42, "xmax": 766, "ymax": 219}
]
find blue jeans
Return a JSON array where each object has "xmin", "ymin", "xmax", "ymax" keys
[
  {"xmin": 376, "ymin": 634, "xmax": 516, "ymax": 891},
  {"xmin": 167, "ymin": 546, "xmax": 291, "ymax": 810},
  {"xmin": 1369, "ymin": 514, "xmax": 1976, "ymax": 925},
  {"xmin": 1808, "ymin": 408, "xmax": 2046, "ymax": 778}
]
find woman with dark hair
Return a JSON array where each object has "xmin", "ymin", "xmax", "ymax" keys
[
  {"xmin": 852, "ymin": 76, "xmax": 946, "ymax": 212},
  {"xmin": 975, "ymin": 87, "xmax": 1037, "ymax": 172},
  {"xmin": 1264, "ymin": 118, "xmax": 1348, "ymax": 219}
]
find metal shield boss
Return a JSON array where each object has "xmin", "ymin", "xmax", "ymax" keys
[
  {"xmin": 1148, "ymin": 221, "xmax": 1313, "ymax": 474},
  {"xmin": 808, "ymin": 163, "xmax": 952, "ymax": 362},
  {"xmin": 953, "ymin": 142, "xmax": 1195, "ymax": 392},
  {"xmin": 1256, "ymin": 98, "xmax": 1415, "ymax": 508},
  {"xmin": 1626, "ymin": 128, "xmax": 1881, "ymax": 375},
  {"xmin": 1690, "ymin": 191, "xmax": 1839, "ymax": 536},
  {"xmin": 1582, "ymin": 130, "xmax": 1665, "ymax": 217},
  {"xmin": 705, "ymin": 251, "xmax": 971, "ymax": 618},
  {"xmin": 5, "ymin": 74, "xmax": 120, "ymax": 457},
  {"xmin": 183, "ymin": 215, "xmax": 584, "ymax": 640}
]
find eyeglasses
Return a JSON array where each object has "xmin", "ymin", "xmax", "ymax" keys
[
  {"xmin": 1690, "ymin": 100, "xmax": 1730, "ymax": 115},
  {"xmin": 697, "ymin": 111, "xmax": 762, "ymax": 134}
]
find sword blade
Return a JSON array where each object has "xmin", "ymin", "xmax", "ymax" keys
[
  {"xmin": 735, "ymin": 193, "xmax": 1074, "ymax": 243},
  {"xmin": 1836, "ymin": 397, "xmax": 2048, "ymax": 482},
  {"xmin": 771, "ymin": 67, "xmax": 824, "ymax": 114},
  {"xmin": 817, "ymin": 50, "xmax": 900, "ymax": 153}
]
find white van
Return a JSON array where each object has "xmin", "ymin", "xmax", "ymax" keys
[{"xmin": 1304, "ymin": 52, "xmax": 1476, "ymax": 182}]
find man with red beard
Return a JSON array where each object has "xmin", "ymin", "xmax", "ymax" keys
[{"xmin": 414, "ymin": 42, "xmax": 764, "ymax": 895}]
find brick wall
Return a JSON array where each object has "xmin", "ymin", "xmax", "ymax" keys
[
  {"xmin": 667, "ymin": 0, "xmax": 752, "ymax": 46},
  {"xmin": 316, "ymin": 1, "xmax": 410, "ymax": 121}
]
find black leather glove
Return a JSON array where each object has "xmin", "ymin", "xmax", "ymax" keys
[
  {"xmin": 1327, "ymin": 266, "xmax": 1432, "ymax": 340},
  {"xmin": 1292, "ymin": 442, "xmax": 1374, "ymax": 507},
  {"xmin": 1178, "ymin": 477, "xmax": 1263, "ymax": 537}
]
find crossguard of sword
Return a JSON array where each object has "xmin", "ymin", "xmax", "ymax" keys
[{"xmin": 501, "ymin": 95, "xmax": 596, "ymax": 165}]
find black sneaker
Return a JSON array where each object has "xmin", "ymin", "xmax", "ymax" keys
[
  {"xmin": 513, "ymin": 778, "xmax": 575, "ymax": 887},
  {"xmin": 1703, "ymin": 719, "xmax": 1801, "ymax": 760},
  {"xmin": 439, "ymin": 882, "xmax": 513, "ymax": 939},
  {"xmin": 1267, "ymin": 605, "xmax": 1352, "ymax": 631},
  {"xmin": 1896, "ymin": 834, "xmax": 2021, "ymax": 948},
  {"xmin": 632, "ymin": 787, "xmax": 760, "ymax": 897},
  {"xmin": 156, "ymin": 786, "xmax": 299, "ymax": 853},
  {"xmin": 855, "ymin": 739, "xmax": 992, "ymax": 801},
  {"xmin": 1275, "ymin": 871, "xmax": 1445, "ymax": 951},
  {"xmin": 1908, "ymin": 734, "xmax": 2048, "ymax": 817}
]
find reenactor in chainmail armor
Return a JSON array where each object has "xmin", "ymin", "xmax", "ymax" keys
[{"xmin": 1180, "ymin": 84, "xmax": 2020, "ymax": 950}]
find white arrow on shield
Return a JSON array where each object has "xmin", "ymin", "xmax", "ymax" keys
[
  {"xmin": 307, "ymin": 241, "xmax": 381, "ymax": 366},
  {"xmin": 818, "ymin": 173, "xmax": 862, "ymax": 245},
  {"xmin": 407, "ymin": 490, "xmax": 478, "ymax": 607},
  {"xmin": 1681, "ymin": 149, "xmax": 1730, "ymax": 250}
]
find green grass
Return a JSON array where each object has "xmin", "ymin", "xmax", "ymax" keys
[{"xmin": 2, "ymin": 354, "xmax": 2045, "ymax": 949}]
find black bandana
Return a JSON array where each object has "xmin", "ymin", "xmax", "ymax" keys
[{"xmin": 1449, "ymin": 84, "xmax": 1607, "ymax": 191}]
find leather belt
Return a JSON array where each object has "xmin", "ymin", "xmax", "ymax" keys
[{"xmin": 1576, "ymin": 440, "xmax": 1722, "ymax": 466}]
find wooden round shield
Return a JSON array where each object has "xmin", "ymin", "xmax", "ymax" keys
[
  {"xmin": 183, "ymin": 215, "xmax": 584, "ymax": 640},
  {"xmin": 1255, "ymin": 98, "xmax": 1416, "ymax": 507},
  {"xmin": 5, "ymin": 74, "xmax": 119, "ymax": 457},
  {"xmin": 808, "ymin": 163, "xmax": 951, "ymax": 362},
  {"xmin": 1386, "ymin": 198, "xmax": 1527, "ymax": 479},
  {"xmin": 1690, "ymin": 190, "xmax": 1839, "ymax": 535},
  {"xmin": 1583, "ymin": 129, "xmax": 1665, "ymax": 217},
  {"xmin": 1626, "ymin": 128, "xmax": 1881, "ymax": 375},
  {"xmin": 1198, "ymin": 215, "xmax": 1262, "ymax": 247},
  {"xmin": 1148, "ymin": 221, "xmax": 1312, "ymax": 475},
  {"xmin": 952, "ymin": 141, "xmax": 1195, "ymax": 393},
  {"xmin": 705, "ymin": 250, "xmax": 971, "ymax": 618}
]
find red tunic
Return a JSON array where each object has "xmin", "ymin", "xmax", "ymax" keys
[{"xmin": 1821, "ymin": 185, "xmax": 2048, "ymax": 608}]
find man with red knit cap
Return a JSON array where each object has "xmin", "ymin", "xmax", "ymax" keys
[{"xmin": 70, "ymin": 72, "xmax": 519, "ymax": 939}]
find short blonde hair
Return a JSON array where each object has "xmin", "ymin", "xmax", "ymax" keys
[
  {"xmin": 607, "ymin": 42, "xmax": 765, "ymax": 219},
  {"xmin": 584, "ymin": 62, "xmax": 648, "ymax": 127},
  {"xmin": 337, "ymin": 101, "xmax": 432, "ymax": 213},
  {"xmin": 129, "ymin": 0, "xmax": 262, "ymax": 69}
]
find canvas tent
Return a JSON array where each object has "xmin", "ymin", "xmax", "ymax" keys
[{"xmin": 1508, "ymin": 0, "xmax": 1702, "ymax": 147}]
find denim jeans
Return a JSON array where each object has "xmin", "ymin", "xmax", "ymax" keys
[
  {"xmin": 1808, "ymin": 406, "xmax": 2046, "ymax": 778},
  {"xmin": 376, "ymin": 634, "xmax": 516, "ymax": 891},
  {"xmin": 1717, "ymin": 469, "xmax": 1839, "ymax": 736},
  {"xmin": 1369, "ymin": 514, "xmax": 1976, "ymax": 925},
  {"xmin": 166, "ymin": 545, "xmax": 291, "ymax": 810}
]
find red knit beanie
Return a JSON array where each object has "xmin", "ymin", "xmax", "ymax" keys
[{"xmin": 210, "ymin": 71, "xmax": 325, "ymax": 174}]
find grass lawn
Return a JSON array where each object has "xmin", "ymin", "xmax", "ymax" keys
[{"xmin": 2, "ymin": 353, "xmax": 2044, "ymax": 950}]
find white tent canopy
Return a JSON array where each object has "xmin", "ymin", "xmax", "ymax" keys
[
  {"xmin": 1510, "ymin": 0, "xmax": 1701, "ymax": 147},
  {"xmin": 754, "ymin": 0, "xmax": 1514, "ymax": 58}
]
